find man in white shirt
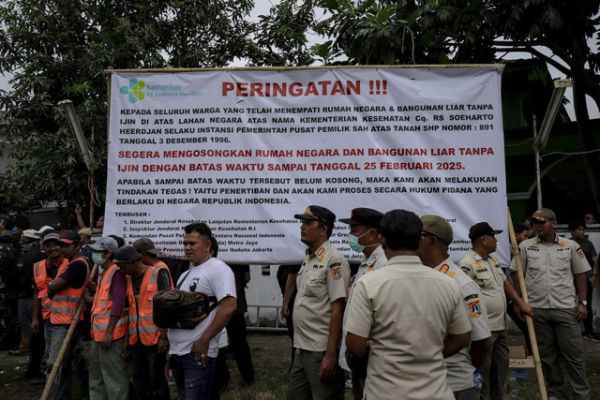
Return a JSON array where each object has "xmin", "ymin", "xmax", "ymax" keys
[{"xmin": 167, "ymin": 223, "xmax": 237, "ymax": 400}]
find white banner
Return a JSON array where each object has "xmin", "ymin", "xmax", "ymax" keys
[{"xmin": 104, "ymin": 66, "xmax": 508, "ymax": 264}]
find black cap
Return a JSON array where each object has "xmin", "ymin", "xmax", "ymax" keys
[
  {"xmin": 113, "ymin": 246, "xmax": 142, "ymax": 263},
  {"xmin": 469, "ymin": 222, "xmax": 502, "ymax": 240},
  {"xmin": 58, "ymin": 230, "xmax": 80, "ymax": 244},
  {"xmin": 133, "ymin": 237, "xmax": 160, "ymax": 256},
  {"xmin": 294, "ymin": 205, "xmax": 336, "ymax": 228},
  {"xmin": 339, "ymin": 208, "xmax": 383, "ymax": 228}
]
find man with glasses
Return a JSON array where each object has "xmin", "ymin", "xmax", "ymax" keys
[
  {"xmin": 459, "ymin": 222, "xmax": 532, "ymax": 400},
  {"xmin": 511, "ymin": 208, "xmax": 591, "ymax": 399}
]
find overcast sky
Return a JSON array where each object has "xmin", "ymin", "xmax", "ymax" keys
[{"xmin": 0, "ymin": 0, "xmax": 597, "ymax": 119}]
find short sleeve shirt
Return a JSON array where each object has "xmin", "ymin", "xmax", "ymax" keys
[
  {"xmin": 510, "ymin": 235, "xmax": 591, "ymax": 309},
  {"xmin": 339, "ymin": 245, "xmax": 387, "ymax": 371},
  {"xmin": 345, "ymin": 255, "xmax": 471, "ymax": 400},
  {"xmin": 59, "ymin": 259, "xmax": 89, "ymax": 289},
  {"xmin": 168, "ymin": 257, "xmax": 236, "ymax": 357},
  {"xmin": 293, "ymin": 240, "xmax": 350, "ymax": 352},
  {"xmin": 435, "ymin": 257, "xmax": 491, "ymax": 391},
  {"xmin": 459, "ymin": 250, "xmax": 506, "ymax": 331}
]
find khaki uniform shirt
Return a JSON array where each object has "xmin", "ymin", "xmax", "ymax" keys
[
  {"xmin": 435, "ymin": 257, "xmax": 491, "ymax": 392},
  {"xmin": 459, "ymin": 250, "xmax": 507, "ymax": 331},
  {"xmin": 345, "ymin": 255, "xmax": 471, "ymax": 400},
  {"xmin": 293, "ymin": 240, "xmax": 350, "ymax": 352},
  {"xmin": 339, "ymin": 245, "xmax": 387, "ymax": 371},
  {"xmin": 510, "ymin": 235, "xmax": 591, "ymax": 309}
]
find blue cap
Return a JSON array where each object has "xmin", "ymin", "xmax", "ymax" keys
[{"xmin": 90, "ymin": 237, "xmax": 118, "ymax": 252}]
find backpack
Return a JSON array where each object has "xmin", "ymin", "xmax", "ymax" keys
[{"xmin": 152, "ymin": 270, "xmax": 217, "ymax": 329}]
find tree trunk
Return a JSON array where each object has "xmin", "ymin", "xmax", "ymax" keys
[{"xmin": 572, "ymin": 77, "xmax": 600, "ymax": 215}]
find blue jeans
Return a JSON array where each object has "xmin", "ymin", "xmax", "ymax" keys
[{"xmin": 170, "ymin": 353, "xmax": 216, "ymax": 400}]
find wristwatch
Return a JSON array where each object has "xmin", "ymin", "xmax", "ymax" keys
[{"xmin": 579, "ymin": 299, "xmax": 588, "ymax": 306}]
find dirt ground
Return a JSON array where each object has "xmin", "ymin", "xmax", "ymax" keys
[{"xmin": 1, "ymin": 331, "xmax": 600, "ymax": 399}]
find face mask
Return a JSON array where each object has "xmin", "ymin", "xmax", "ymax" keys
[
  {"xmin": 92, "ymin": 253, "xmax": 106, "ymax": 265},
  {"xmin": 21, "ymin": 242, "xmax": 35, "ymax": 251},
  {"xmin": 347, "ymin": 229, "xmax": 373, "ymax": 253}
]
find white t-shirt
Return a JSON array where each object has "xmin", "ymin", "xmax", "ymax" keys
[{"xmin": 168, "ymin": 257, "xmax": 236, "ymax": 357}]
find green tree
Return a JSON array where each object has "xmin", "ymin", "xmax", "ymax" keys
[
  {"xmin": 249, "ymin": 0, "xmax": 317, "ymax": 66},
  {"xmin": 0, "ymin": 0, "xmax": 255, "ymax": 218}
]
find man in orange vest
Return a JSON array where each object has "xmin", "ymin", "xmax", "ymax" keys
[
  {"xmin": 47, "ymin": 230, "xmax": 90, "ymax": 400},
  {"xmin": 32, "ymin": 231, "xmax": 68, "ymax": 382},
  {"xmin": 88, "ymin": 237, "xmax": 129, "ymax": 400},
  {"xmin": 113, "ymin": 244, "xmax": 173, "ymax": 400}
]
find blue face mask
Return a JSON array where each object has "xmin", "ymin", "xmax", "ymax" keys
[
  {"xmin": 92, "ymin": 252, "xmax": 106, "ymax": 265},
  {"xmin": 347, "ymin": 229, "xmax": 374, "ymax": 253}
]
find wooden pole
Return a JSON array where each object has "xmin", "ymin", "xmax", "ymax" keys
[
  {"xmin": 40, "ymin": 264, "xmax": 98, "ymax": 400},
  {"xmin": 506, "ymin": 208, "xmax": 548, "ymax": 400}
]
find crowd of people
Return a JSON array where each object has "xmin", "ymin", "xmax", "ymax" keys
[{"xmin": 0, "ymin": 205, "xmax": 598, "ymax": 400}]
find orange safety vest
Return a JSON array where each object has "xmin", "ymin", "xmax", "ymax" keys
[
  {"xmin": 127, "ymin": 261, "xmax": 173, "ymax": 346},
  {"xmin": 50, "ymin": 257, "xmax": 90, "ymax": 325},
  {"xmin": 90, "ymin": 264, "xmax": 129, "ymax": 342},
  {"xmin": 33, "ymin": 258, "xmax": 69, "ymax": 320}
]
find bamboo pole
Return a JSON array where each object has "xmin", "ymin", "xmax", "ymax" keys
[
  {"xmin": 506, "ymin": 208, "xmax": 548, "ymax": 400},
  {"xmin": 40, "ymin": 263, "xmax": 99, "ymax": 400}
]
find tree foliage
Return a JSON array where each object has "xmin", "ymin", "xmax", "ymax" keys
[
  {"xmin": 0, "ymin": 0, "xmax": 255, "ymax": 216},
  {"xmin": 249, "ymin": 0, "xmax": 317, "ymax": 66}
]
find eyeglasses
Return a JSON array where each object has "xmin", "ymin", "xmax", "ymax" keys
[{"xmin": 532, "ymin": 219, "xmax": 548, "ymax": 225}]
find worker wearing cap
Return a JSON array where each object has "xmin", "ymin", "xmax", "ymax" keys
[
  {"xmin": 345, "ymin": 210, "xmax": 472, "ymax": 400},
  {"xmin": 459, "ymin": 222, "xmax": 533, "ymax": 400},
  {"xmin": 32, "ymin": 231, "xmax": 68, "ymax": 382},
  {"xmin": 88, "ymin": 237, "xmax": 129, "ymax": 400},
  {"xmin": 287, "ymin": 205, "xmax": 350, "ymax": 400},
  {"xmin": 511, "ymin": 208, "xmax": 591, "ymax": 399},
  {"xmin": 338, "ymin": 207, "xmax": 387, "ymax": 400},
  {"xmin": 47, "ymin": 230, "xmax": 91, "ymax": 399},
  {"xmin": 13, "ymin": 230, "xmax": 44, "ymax": 359},
  {"xmin": 114, "ymin": 245, "xmax": 172, "ymax": 400},
  {"xmin": 418, "ymin": 215, "xmax": 492, "ymax": 399}
]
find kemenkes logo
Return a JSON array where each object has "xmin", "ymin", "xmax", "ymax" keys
[
  {"xmin": 120, "ymin": 78, "xmax": 145, "ymax": 103},
  {"xmin": 119, "ymin": 77, "xmax": 201, "ymax": 102}
]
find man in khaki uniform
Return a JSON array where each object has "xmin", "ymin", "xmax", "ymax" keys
[
  {"xmin": 345, "ymin": 210, "xmax": 471, "ymax": 400},
  {"xmin": 459, "ymin": 222, "xmax": 532, "ymax": 400},
  {"xmin": 418, "ymin": 215, "xmax": 492, "ymax": 400},
  {"xmin": 338, "ymin": 208, "xmax": 387, "ymax": 400},
  {"xmin": 511, "ymin": 208, "xmax": 591, "ymax": 399},
  {"xmin": 287, "ymin": 205, "xmax": 350, "ymax": 400}
]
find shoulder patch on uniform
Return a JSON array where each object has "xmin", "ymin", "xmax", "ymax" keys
[
  {"xmin": 330, "ymin": 264, "xmax": 342, "ymax": 280},
  {"xmin": 464, "ymin": 294, "xmax": 478, "ymax": 301},
  {"xmin": 439, "ymin": 264, "xmax": 450, "ymax": 274},
  {"xmin": 367, "ymin": 258, "xmax": 376, "ymax": 271},
  {"xmin": 315, "ymin": 248, "xmax": 325, "ymax": 258},
  {"xmin": 467, "ymin": 299, "xmax": 482, "ymax": 318},
  {"xmin": 577, "ymin": 248, "xmax": 585, "ymax": 259}
]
